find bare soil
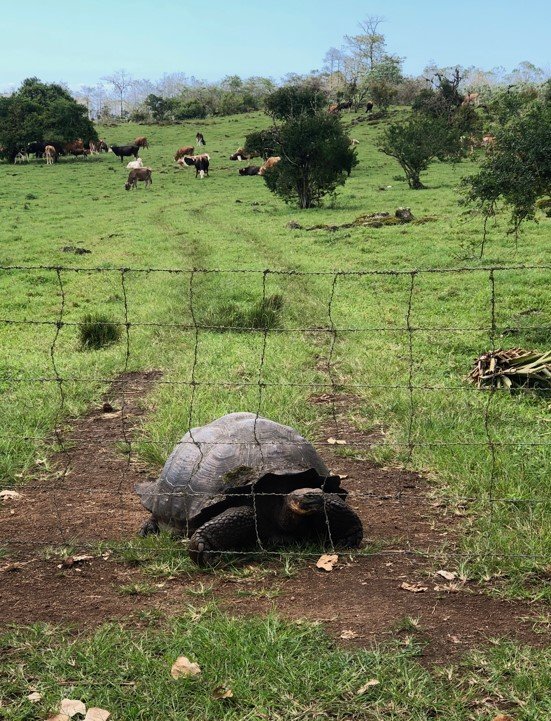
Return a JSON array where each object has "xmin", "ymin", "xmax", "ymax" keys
[{"xmin": 0, "ymin": 373, "xmax": 547, "ymax": 664}]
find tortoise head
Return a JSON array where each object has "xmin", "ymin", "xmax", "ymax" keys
[{"xmin": 285, "ymin": 487, "xmax": 325, "ymax": 515}]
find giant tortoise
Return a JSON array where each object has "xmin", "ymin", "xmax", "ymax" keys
[{"xmin": 136, "ymin": 412, "xmax": 363, "ymax": 565}]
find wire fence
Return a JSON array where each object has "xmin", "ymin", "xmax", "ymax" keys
[{"xmin": 1, "ymin": 263, "xmax": 550, "ymax": 567}]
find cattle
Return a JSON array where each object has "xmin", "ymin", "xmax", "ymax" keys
[
  {"xmin": 98, "ymin": 139, "xmax": 109, "ymax": 152},
  {"xmin": 174, "ymin": 145, "xmax": 194, "ymax": 161},
  {"xmin": 195, "ymin": 132, "xmax": 206, "ymax": 146},
  {"xmin": 229, "ymin": 147, "xmax": 259, "ymax": 161},
  {"xmin": 258, "ymin": 156, "xmax": 281, "ymax": 176},
  {"xmin": 179, "ymin": 153, "xmax": 210, "ymax": 178},
  {"xmin": 127, "ymin": 158, "xmax": 144, "ymax": 169},
  {"xmin": 239, "ymin": 165, "xmax": 261, "ymax": 176},
  {"xmin": 365, "ymin": 101, "xmax": 374, "ymax": 113},
  {"xmin": 349, "ymin": 138, "xmax": 360, "ymax": 146},
  {"xmin": 14, "ymin": 151, "xmax": 29, "ymax": 164},
  {"xmin": 135, "ymin": 136, "xmax": 149, "ymax": 149},
  {"xmin": 110, "ymin": 144, "xmax": 140, "ymax": 162},
  {"xmin": 65, "ymin": 141, "xmax": 90, "ymax": 158},
  {"xmin": 462, "ymin": 92, "xmax": 480, "ymax": 107},
  {"xmin": 125, "ymin": 167, "xmax": 153, "ymax": 190},
  {"xmin": 44, "ymin": 145, "xmax": 57, "ymax": 165},
  {"xmin": 329, "ymin": 100, "xmax": 352, "ymax": 114}
]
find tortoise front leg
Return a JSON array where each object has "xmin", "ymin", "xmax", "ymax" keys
[
  {"xmin": 188, "ymin": 506, "xmax": 259, "ymax": 567},
  {"xmin": 314, "ymin": 495, "xmax": 363, "ymax": 549}
]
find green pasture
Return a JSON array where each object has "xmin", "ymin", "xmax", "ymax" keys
[
  {"xmin": 0, "ymin": 112, "xmax": 550, "ymax": 598},
  {"xmin": 1, "ymin": 608, "xmax": 549, "ymax": 721}
]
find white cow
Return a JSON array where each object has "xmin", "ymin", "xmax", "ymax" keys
[{"xmin": 126, "ymin": 157, "xmax": 144, "ymax": 169}]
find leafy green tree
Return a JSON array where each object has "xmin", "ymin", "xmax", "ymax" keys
[
  {"xmin": 251, "ymin": 113, "xmax": 357, "ymax": 208},
  {"xmin": 264, "ymin": 85, "xmax": 327, "ymax": 121},
  {"xmin": 0, "ymin": 78, "xmax": 97, "ymax": 162},
  {"xmin": 379, "ymin": 114, "xmax": 462, "ymax": 189},
  {"xmin": 244, "ymin": 127, "xmax": 279, "ymax": 159},
  {"xmin": 463, "ymin": 100, "xmax": 551, "ymax": 247},
  {"xmin": 145, "ymin": 94, "xmax": 176, "ymax": 121}
]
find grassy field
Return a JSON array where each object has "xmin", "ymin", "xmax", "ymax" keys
[
  {"xmin": 0, "ymin": 111, "xmax": 550, "ymax": 718},
  {"xmin": 1, "ymin": 607, "xmax": 549, "ymax": 721},
  {"xmin": 1, "ymin": 112, "xmax": 549, "ymax": 593}
]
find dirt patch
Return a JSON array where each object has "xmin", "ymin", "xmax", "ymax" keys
[{"xmin": 0, "ymin": 373, "xmax": 547, "ymax": 663}]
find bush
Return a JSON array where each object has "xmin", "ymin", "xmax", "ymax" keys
[
  {"xmin": 174, "ymin": 100, "xmax": 207, "ymax": 120},
  {"xmin": 79, "ymin": 313, "xmax": 122, "ymax": 350},
  {"xmin": 379, "ymin": 114, "xmax": 463, "ymax": 189}
]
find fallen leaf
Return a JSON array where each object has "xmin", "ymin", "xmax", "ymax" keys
[
  {"xmin": 27, "ymin": 692, "xmax": 42, "ymax": 703},
  {"xmin": 61, "ymin": 554, "xmax": 94, "ymax": 568},
  {"xmin": 339, "ymin": 629, "xmax": 358, "ymax": 639},
  {"xmin": 212, "ymin": 686, "xmax": 234, "ymax": 699},
  {"xmin": 0, "ymin": 490, "xmax": 22, "ymax": 501},
  {"xmin": 45, "ymin": 715, "xmax": 70, "ymax": 721},
  {"xmin": 491, "ymin": 716, "xmax": 514, "ymax": 721},
  {"xmin": 434, "ymin": 583, "xmax": 460, "ymax": 593},
  {"xmin": 326, "ymin": 437, "xmax": 347, "ymax": 445},
  {"xmin": 357, "ymin": 679, "xmax": 380, "ymax": 694},
  {"xmin": 98, "ymin": 411, "xmax": 121, "ymax": 420},
  {"xmin": 316, "ymin": 554, "xmax": 338, "ymax": 572},
  {"xmin": 171, "ymin": 656, "xmax": 201, "ymax": 678},
  {"xmin": 84, "ymin": 708, "xmax": 111, "ymax": 721},
  {"xmin": 400, "ymin": 582, "xmax": 428, "ymax": 593},
  {"xmin": 436, "ymin": 569, "xmax": 457, "ymax": 581},
  {"xmin": 337, "ymin": 474, "xmax": 349, "ymax": 480},
  {"xmin": 60, "ymin": 699, "xmax": 87, "ymax": 717},
  {"xmin": 449, "ymin": 635, "xmax": 461, "ymax": 644}
]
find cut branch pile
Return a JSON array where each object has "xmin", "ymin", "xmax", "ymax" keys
[{"xmin": 468, "ymin": 348, "xmax": 551, "ymax": 389}]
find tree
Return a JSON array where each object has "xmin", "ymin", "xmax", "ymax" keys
[
  {"xmin": 102, "ymin": 69, "xmax": 135, "ymax": 118},
  {"xmin": 145, "ymin": 94, "xmax": 176, "ymax": 122},
  {"xmin": 264, "ymin": 84, "xmax": 327, "ymax": 121},
  {"xmin": 248, "ymin": 112, "xmax": 357, "ymax": 208},
  {"xmin": 0, "ymin": 78, "xmax": 97, "ymax": 162},
  {"xmin": 379, "ymin": 114, "xmax": 462, "ymax": 189},
  {"xmin": 463, "ymin": 100, "xmax": 551, "ymax": 249},
  {"xmin": 344, "ymin": 16, "xmax": 387, "ymax": 72}
]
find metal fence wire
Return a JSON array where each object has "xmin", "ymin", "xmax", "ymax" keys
[{"xmin": 1, "ymin": 263, "xmax": 550, "ymax": 563}]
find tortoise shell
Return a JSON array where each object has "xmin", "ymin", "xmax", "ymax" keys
[{"xmin": 136, "ymin": 412, "xmax": 342, "ymax": 534}]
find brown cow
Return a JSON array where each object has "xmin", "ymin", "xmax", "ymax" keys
[
  {"xmin": 125, "ymin": 167, "xmax": 153, "ymax": 190},
  {"xmin": 258, "ymin": 156, "xmax": 281, "ymax": 176},
  {"xmin": 174, "ymin": 146, "xmax": 194, "ymax": 161},
  {"xmin": 135, "ymin": 136, "xmax": 149, "ymax": 148},
  {"xmin": 462, "ymin": 92, "xmax": 480, "ymax": 107}
]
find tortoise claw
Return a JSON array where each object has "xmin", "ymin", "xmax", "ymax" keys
[{"xmin": 188, "ymin": 534, "xmax": 221, "ymax": 567}]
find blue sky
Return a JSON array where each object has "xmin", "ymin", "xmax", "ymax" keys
[{"xmin": 1, "ymin": 0, "xmax": 550, "ymax": 91}]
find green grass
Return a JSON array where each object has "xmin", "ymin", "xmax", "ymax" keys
[
  {"xmin": 0, "ymin": 112, "xmax": 550, "ymax": 600},
  {"xmin": 0, "ymin": 609, "xmax": 549, "ymax": 721}
]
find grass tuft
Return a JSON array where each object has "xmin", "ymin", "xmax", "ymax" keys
[
  {"xmin": 201, "ymin": 293, "xmax": 284, "ymax": 330},
  {"xmin": 78, "ymin": 312, "xmax": 122, "ymax": 350}
]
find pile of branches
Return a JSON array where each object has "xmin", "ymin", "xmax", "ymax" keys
[{"xmin": 468, "ymin": 348, "xmax": 551, "ymax": 389}]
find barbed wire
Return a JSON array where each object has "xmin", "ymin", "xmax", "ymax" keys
[{"xmin": 1, "ymin": 263, "xmax": 550, "ymax": 564}]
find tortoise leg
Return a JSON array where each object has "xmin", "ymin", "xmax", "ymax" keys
[
  {"xmin": 315, "ymin": 495, "xmax": 363, "ymax": 549},
  {"xmin": 188, "ymin": 506, "xmax": 258, "ymax": 567},
  {"xmin": 138, "ymin": 515, "xmax": 160, "ymax": 537}
]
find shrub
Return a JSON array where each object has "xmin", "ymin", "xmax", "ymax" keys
[{"xmin": 79, "ymin": 312, "xmax": 122, "ymax": 350}]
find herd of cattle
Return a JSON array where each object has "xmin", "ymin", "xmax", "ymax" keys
[{"xmin": 11, "ymin": 129, "xmax": 287, "ymax": 190}]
